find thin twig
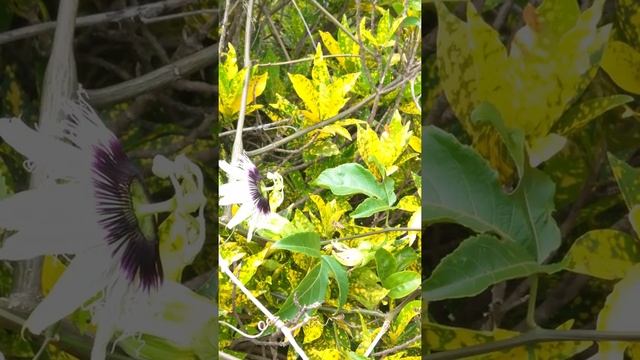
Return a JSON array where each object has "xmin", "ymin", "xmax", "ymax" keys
[
  {"xmin": 219, "ymin": 256, "xmax": 309, "ymax": 360},
  {"xmin": 0, "ymin": 0, "xmax": 196, "ymax": 45},
  {"xmin": 365, "ymin": 291, "xmax": 419, "ymax": 356},
  {"xmin": 85, "ymin": 44, "xmax": 217, "ymax": 106},
  {"xmin": 230, "ymin": 0, "xmax": 256, "ymax": 163}
]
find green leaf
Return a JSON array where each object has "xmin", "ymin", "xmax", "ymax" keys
[
  {"xmin": 382, "ymin": 271, "xmax": 420, "ymax": 299},
  {"xmin": 564, "ymin": 229, "xmax": 640, "ymax": 280},
  {"xmin": 321, "ymin": 255, "xmax": 349, "ymax": 308},
  {"xmin": 554, "ymin": 95, "xmax": 634, "ymax": 135},
  {"xmin": 350, "ymin": 197, "xmax": 391, "ymax": 219},
  {"xmin": 471, "ymin": 101, "xmax": 525, "ymax": 178},
  {"xmin": 314, "ymin": 163, "xmax": 387, "ymax": 199},
  {"xmin": 277, "ymin": 262, "xmax": 329, "ymax": 320},
  {"xmin": 383, "ymin": 176, "xmax": 397, "ymax": 206},
  {"xmin": 271, "ymin": 232, "xmax": 322, "ymax": 258},
  {"xmin": 424, "ymin": 126, "xmax": 561, "ymax": 262},
  {"xmin": 424, "ymin": 234, "xmax": 564, "ymax": 301},
  {"xmin": 395, "ymin": 247, "xmax": 418, "ymax": 271},
  {"xmin": 375, "ymin": 248, "xmax": 397, "ymax": 281},
  {"xmin": 608, "ymin": 152, "xmax": 640, "ymax": 210}
]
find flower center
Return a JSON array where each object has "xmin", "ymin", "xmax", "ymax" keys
[
  {"xmin": 93, "ymin": 139, "xmax": 163, "ymax": 291},
  {"xmin": 130, "ymin": 179, "xmax": 156, "ymax": 243}
]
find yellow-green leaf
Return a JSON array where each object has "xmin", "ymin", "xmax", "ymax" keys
[
  {"xmin": 564, "ymin": 229, "xmax": 640, "ymax": 280},
  {"xmin": 601, "ymin": 40, "xmax": 640, "ymax": 95}
]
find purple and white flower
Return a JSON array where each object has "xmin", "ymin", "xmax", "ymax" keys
[
  {"xmin": 219, "ymin": 153, "xmax": 278, "ymax": 241},
  {"xmin": 0, "ymin": 96, "xmax": 163, "ymax": 335}
]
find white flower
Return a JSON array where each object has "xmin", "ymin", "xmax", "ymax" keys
[
  {"xmin": 0, "ymin": 96, "xmax": 164, "ymax": 351},
  {"xmin": 219, "ymin": 153, "xmax": 282, "ymax": 241}
]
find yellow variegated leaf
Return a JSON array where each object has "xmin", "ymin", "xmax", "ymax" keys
[
  {"xmin": 408, "ymin": 135, "xmax": 421, "ymax": 153},
  {"xmin": 319, "ymin": 72, "xmax": 360, "ymax": 121},
  {"xmin": 265, "ymin": 93, "xmax": 299, "ymax": 122},
  {"xmin": 357, "ymin": 110, "xmax": 412, "ymax": 179},
  {"xmin": 319, "ymin": 30, "xmax": 342, "ymax": 62},
  {"xmin": 311, "ymin": 44, "xmax": 330, "ymax": 85},
  {"xmin": 631, "ymin": 205, "xmax": 640, "ymax": 239},
  {"xmin": 219, "ymin": 43, "xmax": 269, "ymax": 119},
  {"xmin": 288, "ymin": 47, "xmax": 359, "ymax": 125},
  {"xmin": 289, "ymin": 73, "xmax": 319, "ymax": 119},
  {"xmin": 388, "ymin": 300, "xmax": 420, "ymax": 344},
  {"xmin": 617, "ymin": 0, "xmax": 640, "ymax": 49},
  {"xmin": 350, "ymin": 268, "xmax": 388, "ymax": 309},
  {"xmin": 426, "ymin": 319, "xmax": 589, "ymax": 359},
  {"xmin": 399, "ymin": 100, "xmax": 421, "ymax": 115},
  {"xmin": 601, "ymin": 40, "xmax": 640, "ymax": 95},
  {"xmin": 564, "ymin": 229, "xmax": 640, "ymax": 280},
  {"xmin": 303, "ymin": 316, "xmax": 324, "ymax": 344},
  {"xmin": 308, "ymin": 194, "xmax": 351, "ymax": 238},
  {"xmin": 397, "ymin": 195, "xmax": 420, "ymax": 212}
]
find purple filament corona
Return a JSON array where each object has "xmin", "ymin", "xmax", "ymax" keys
[
  {"xmin": 248, "ymin": 166, "xmax": 270, "ymax": 215},
  {"xmin": 92, "ymin": 139, "xmax": 163, "ymax": 291}
]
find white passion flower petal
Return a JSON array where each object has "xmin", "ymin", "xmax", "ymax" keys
[
  {"xmin": 0, "ymin": 117, "xmax": 85, "ymax": 179},
  {"xmin": 24, "ymin": 247, "xmax": 114, "ymax": 334},
  {"xmin": 0, "ymin": 183, "xmax": 92, "ymax": 231}
]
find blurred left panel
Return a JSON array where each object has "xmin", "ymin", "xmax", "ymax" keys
[{"xmin": 0, "ymin": 1, "xmax": 217, "ymax": 358}]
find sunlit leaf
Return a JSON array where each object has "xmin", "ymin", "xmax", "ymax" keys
[{"xmin": 564, "ymin": 229, "xmax": 640, "ymax": 280}]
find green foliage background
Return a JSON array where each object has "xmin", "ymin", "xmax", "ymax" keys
[
  {"xmin": 424, "ymin": 0, "xmax": 640, "ymax": 359},
  {"xmin": 218, "ymin": 0, "xmax": 421, "ymax": 358}
]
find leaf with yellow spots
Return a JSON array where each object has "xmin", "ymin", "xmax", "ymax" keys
[
  {"xmin": 601, "ymin": 40, "xmax": 640, "ymax": 95},
  {"xmin": 397, "ymin": 195, "xmax": 420, "ymax": 212},
  {"xmin": 265, "ymin": 93, "xmax": 300, "ymax": 122},
  {"xmin": 349, "ymin": 267, "xmax": 388, "ymax": 310},
  {"xmin": 237, "ymin": 248, "xmax": 268, "ymax": 284},
  {"xmin": 359, "ymin": 7, "xmax": 405, "ymax": 48},
  {"xmin": 308, "ymin": 194, "xmax": 351, "ymax": 238},
  {"xmin": 218, "ymin": 43, "xmax": 268, "ymax": 119},
  {"xmin": 426, "ymin": 319, "xmax": 590, "ymax": 359},
  {"xmin": 303, "ymin": 316, "xmax": 325, "ymax": 344},
  {"xmin": 616, "ymin": 0, "xmax": 640, "ymax": 49},
  {"xmin": 554, "ymin": 94, "xmax": 634, "ymax": 135},
  {"xmin": 316, "ymin": 118, "xmax": 365, "ymax": 140},
  {"xmin": 608, "ymin": 152, "xmax": 640, "ymax": 210},
  {"xmin": 289, "ymin": 44, "xmax": 360, "ymax": 125},
  {"xmin": 564, "ymin": 229, "xmax": 640, "ymax": 280},
  {"xmin": 357, "ymin": 111, "xmax": 412, "ymax": 179},
  {"xmin": 435, "ymin": 0, "xmax": 610, "ymax": 175},
  {"xmin": 388, "ymin": 300, "xmax": 420, "ymax": 344}
]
